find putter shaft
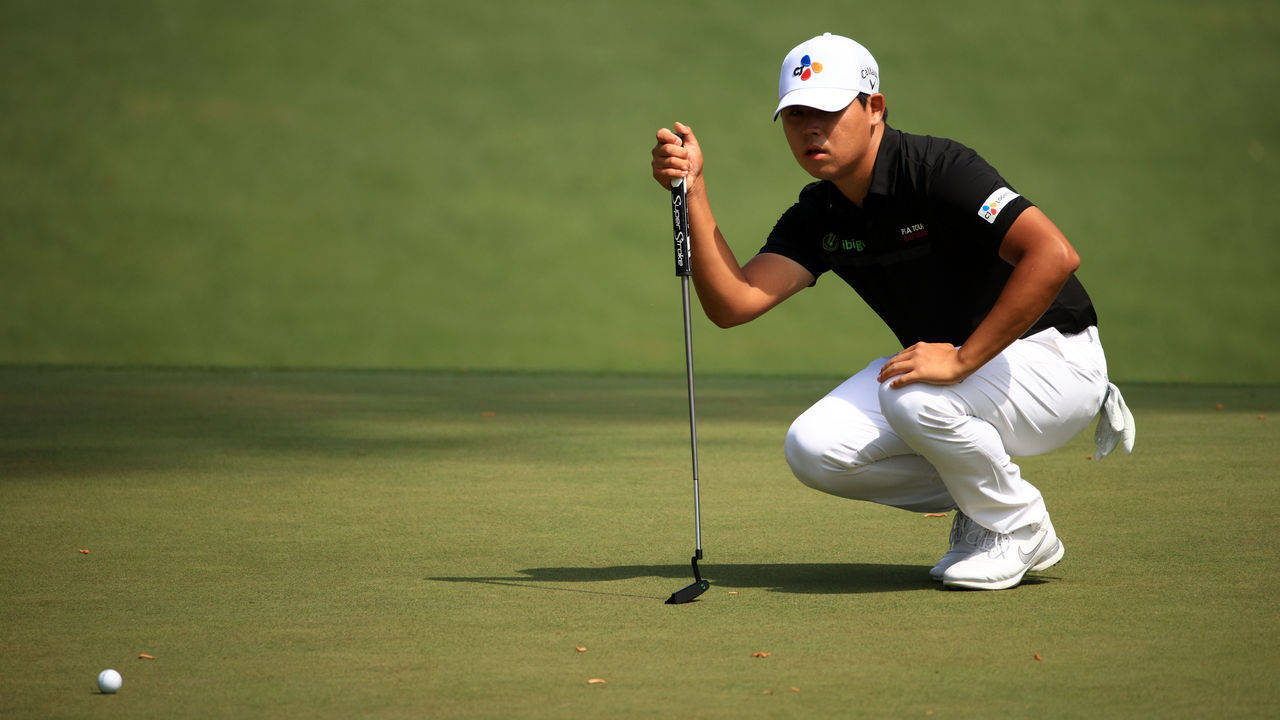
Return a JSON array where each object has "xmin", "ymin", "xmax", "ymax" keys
[{"xmin": 681, "ymin": 274, "xmax": 702, "ymax": 558}]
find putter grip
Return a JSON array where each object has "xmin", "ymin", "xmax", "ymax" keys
[{"xmin": 671, "ymin": 136, "xmax": 692, "ymax": 277}]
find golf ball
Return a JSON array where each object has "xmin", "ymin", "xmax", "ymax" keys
[{"xmin": 97, "ymin": 669, "xmax": 122, "ymax": 694}]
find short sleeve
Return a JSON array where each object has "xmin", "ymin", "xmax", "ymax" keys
[
  {"xmin": 757, "ymin": 183, "xmax": 829, "ymax": 281},
  {"xmin": 928, "ymin": 150, "xmax": 1034, "ymax": 246}
]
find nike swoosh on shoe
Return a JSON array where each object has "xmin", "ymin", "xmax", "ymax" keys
[{"xmin": 1017, "ymin": 532, "xmax": 1046, "ymax": 564}]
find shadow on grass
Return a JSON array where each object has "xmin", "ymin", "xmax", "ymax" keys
[
  {"xmin": 3, "ymin": 368, "xmax": 1275, "ymax": 482},
  {"xmin": 432, "ymin": 562, "xmax": 1051, "ymax": 596}
]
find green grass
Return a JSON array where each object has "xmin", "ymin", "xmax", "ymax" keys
[
  {"xmin": 2, "ymin": 367, "xmax": 1276, "ymax": 718},
  {"xmin": 1, "ymin": 1, "xmax": 1279, "ymax": 380},
  {"xmin": 3, "ymin": 2, "xmax": 1277, "ymax": 715}
]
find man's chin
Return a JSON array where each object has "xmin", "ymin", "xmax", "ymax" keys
[{"xmin": 802, "ymin": 163, "xmax": 841, "ymax": 181}]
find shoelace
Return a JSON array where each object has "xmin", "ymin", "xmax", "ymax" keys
[
  {"xmin": 971, "ymin": 527, "xmax": 1011, "ymax": 560},
  {"xmin": 951, "ymin": 514, "xmax": 1014, "ymax": 559},
  {"xmin": 950, "ymin": 513, "xmax": 994, "ymax": 553}
]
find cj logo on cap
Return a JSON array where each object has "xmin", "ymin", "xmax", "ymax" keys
[{"xmin": 792, "ymin": 54, "xmax": 823, "ymax": 81}]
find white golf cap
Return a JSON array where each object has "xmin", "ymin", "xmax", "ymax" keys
[{"xmin": 773, "ymin": 33, "xmax": 880, "ymax": 120}]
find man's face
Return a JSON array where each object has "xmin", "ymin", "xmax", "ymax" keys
[{"xmin": 780, "ymin": 96, "xmax": 883, "ymax": 182}]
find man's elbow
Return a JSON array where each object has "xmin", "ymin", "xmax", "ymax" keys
[
  {"xmin": 1060, "ymin": 242, "xmax": 1081, "ymax": 275},
  {"xmin": 705, "ymin": 303, "xmax": 759, "ymax": 329},
  {"xmin": 1059, "ymin": 242, "xmax": 1080, "ymax": 272},
  {"xmin": 709, "ymin": 310, "xmax": 749, "ymax": 329},
  {"xmin": 1035, "ymin": 234, "xmax": 1080, "ymax": 277}
]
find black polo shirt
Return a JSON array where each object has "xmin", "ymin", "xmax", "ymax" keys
[{"xmin": 759, "ymin": 125, "xmax": 1097, "ymax": 348}]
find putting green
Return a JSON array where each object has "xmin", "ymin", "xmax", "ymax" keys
[{"xmin": 1, "ymin": 368, "xmax": 1276, "ymax": 717}]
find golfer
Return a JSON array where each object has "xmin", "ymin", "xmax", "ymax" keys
[{"xmin": 649, "ymin": 32, "xmax": 1134, "ymax": 590}]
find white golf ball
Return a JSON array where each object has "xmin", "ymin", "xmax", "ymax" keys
[{"xmin": 97, "ymin": 669, "xmax": 122, "ymax": 694}]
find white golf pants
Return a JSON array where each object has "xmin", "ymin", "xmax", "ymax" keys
[{"xmin": 784, "ymin": 327, "xmax": 1109, "ymax": 534}]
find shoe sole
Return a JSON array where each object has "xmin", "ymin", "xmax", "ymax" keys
[
  {"xmin": 942, "ymin": 571, "xmax": 1026, "ymax": 591},
  {"xmin": 942, "ymin": 540, "xmax": 1064, "ymax": 591}
]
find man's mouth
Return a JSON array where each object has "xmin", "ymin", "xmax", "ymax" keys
[{"xmin": 805, "ymin": 145, "xmax": 828, "ymax": 158}]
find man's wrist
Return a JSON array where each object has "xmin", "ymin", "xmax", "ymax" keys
[
  {"xmin": 954, "ymin": 344, "xmax": 987, "ymax": 378},
  {"xmin": 686, "ymin": 175, "xmax": 707, "ymax": 201}
]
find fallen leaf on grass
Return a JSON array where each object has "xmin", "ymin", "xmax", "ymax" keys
[
  {"xmin": 480, "ymin": 411, "xmax": 496, "ymax": 418},
  {"xmin": 587, "ymin": 678, "xmax": 606, "ymax": 685},
  {"xmin": 923, "ymin": 513, "xmax": 947, "ymax": 518},
  {"xmin": 751, "ymin": 652, "xmax": 771, "ymax": 658},
  {"xmin": 138, "ymin": 653, "xmax": 155, "ymax": 660},
  {"xmin": 728, "ymin": 591, "xmax": 739, "ymax": 596},
  {"xmin": 1259, "ymin": 415, "xmax": 1266, "ymax": 420},
  {"xmin": 790, "ymin": 686, "xmax": 800, "ymax": 693},
  {"xmin": 1086, "ymin": 455, "xmax": 1094, "ymax": 461},
  {"xmin": 1215, "ymin": 403, "xmax": 1224, "ymax": 410},
  {"xmin": 575, "ymin": 646, "xmax": 587, "ymax": 653},
  {"xmin": 78, "ymin": 549, "xmax": 90, "ymax": 554},
  {"xmin": 1034, "ymin": 653, "xmax": 1043, "ymax": 661},
  {"xmin": 761, "ymin": 689, "xmax": 773, "ymax": 695}
]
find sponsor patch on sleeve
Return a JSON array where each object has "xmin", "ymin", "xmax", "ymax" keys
[{"xmin": 978, "ymin": 187, "xmax": 1019, "ymax": 224}]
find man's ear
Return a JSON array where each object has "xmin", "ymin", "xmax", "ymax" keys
[{"xmin": 868, "ymin": 93, "xmax": 886, "ymax": 124}]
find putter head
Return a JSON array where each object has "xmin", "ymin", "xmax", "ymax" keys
[{"xmin": 665, "ymin": 579, "xmax": 710, "ymax": 604}]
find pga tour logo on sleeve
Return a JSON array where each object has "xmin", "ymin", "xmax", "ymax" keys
[{"xmin": 978, "ymin": 187, "xmax": 1019, "ymax": 224}]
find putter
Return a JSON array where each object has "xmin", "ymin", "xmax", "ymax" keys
[{"xmin": 665, "ymin": 155, "xmax": 710, "ymax": 605}]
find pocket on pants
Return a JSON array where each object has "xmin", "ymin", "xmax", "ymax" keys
[{"xmin": 1022, "ymin": 327, "xmax": 1068, "ymax": 356}]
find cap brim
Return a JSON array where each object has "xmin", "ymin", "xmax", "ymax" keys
[{"xmin": 772, "ymin": 87, "xmax": 859, "ymax": 120}]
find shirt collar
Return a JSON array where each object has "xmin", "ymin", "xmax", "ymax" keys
[{"xmin": 865, "ymin": 124, "xmax": 900, "ymax": 200}]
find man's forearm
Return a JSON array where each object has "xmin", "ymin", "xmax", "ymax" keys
[
  {"xmin": 957, "ymin": 246, "xmax": 1076, "ymax": 374},
  {"xmin": 684, "ymin": 181, "xmax": 756, "ymax": 327}
]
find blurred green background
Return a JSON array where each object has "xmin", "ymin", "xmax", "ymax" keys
[{"xmin": 2, "ymin": 0, "xmax": 1277, "ymax": 381}]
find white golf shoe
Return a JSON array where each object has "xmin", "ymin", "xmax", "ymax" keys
[
  {"xmin": 941, "ymin": 517, "xmax": 1064, "ymax": 590},
  {"xmin": 929, "ymin": 511, "xmax": 981, "ymax": 582}
]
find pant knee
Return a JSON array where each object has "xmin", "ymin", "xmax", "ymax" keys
[
  {"xmin": 785, "ymin": 412, "xmax": 951, "ymax": 509},
  {"xmin": 784, "ymin": 413, "xmax": 844, "ymax": 492}
]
